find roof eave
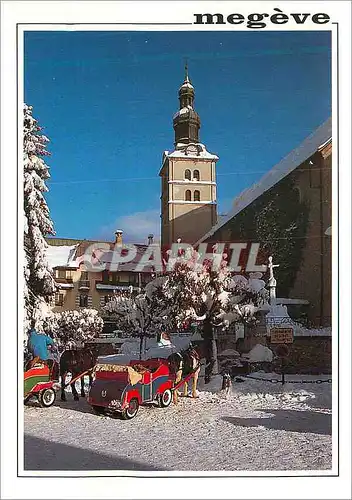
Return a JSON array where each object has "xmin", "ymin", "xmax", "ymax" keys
[{"xmin": 196, "ymin": 117, "xmax": 332, "ymax": 244}]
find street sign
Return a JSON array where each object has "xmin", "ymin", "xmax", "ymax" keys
[{"xmin": 270, "ymin": 327, "xmax": 294, "ymax": 344}]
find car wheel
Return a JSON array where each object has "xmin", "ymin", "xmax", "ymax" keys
[
  {"xmin": 159, "ymin": 389, "xmax": 172, "ymax": 408},
  {"xmin": 38, "ymin": 388, "xmax": 56, "ymax": 408},
  {"xmin": 121, "ymin": 398, "xmax": 139, "ymax": 420}
]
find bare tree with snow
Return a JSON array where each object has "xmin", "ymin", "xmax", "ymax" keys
[
  {"xmin": 23, "ymin": 104, "xmax": 56, "ymax": 336},
  {"xmin": 103, "ymin": 253, "xmax": 268, "ymax": 378},
  {"xmin": 103, "ymin": 284, "xmax": 171, "ymax": 359},
  {"xmin": 162, "ymin": 253, "xmax": 268, "ymax": 383}
]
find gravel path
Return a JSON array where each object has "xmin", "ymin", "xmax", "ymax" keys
[{"xmin": 24, "ymin": 374, "xmax": 332, "ymax": 472}]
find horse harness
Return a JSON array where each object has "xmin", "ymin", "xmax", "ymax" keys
[{"xmin": 169, "ymin": 347, "xmax": 201, "ymax": 376}]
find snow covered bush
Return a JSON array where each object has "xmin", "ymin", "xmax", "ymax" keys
[
  {"xmin": 55, "ymin": 309, "xmax": 103, "ymax": 346},
  {"xmin": 23, "ymin": 104, "xmax": 56, "ymax": 336},
  {"xmin": 247, "ymin": 344, "xmax": 274, "ymax": 363}
]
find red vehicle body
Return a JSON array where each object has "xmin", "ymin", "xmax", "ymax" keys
[
  {"xmin": 87, "ymin": 358, "xmax": 174, "ymax": 419},
  {"xmin": 24, "ymin": 363, "xmax": 60, "ymax": 408}
]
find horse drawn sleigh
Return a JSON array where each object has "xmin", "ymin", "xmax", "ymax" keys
[
  {"xmin": 23, "ymin": 346, "xmax": 93, "ymax": 407},
  {"xmin": 87, "ymin": 352, "xmax": 201, "ymax": 419},
  {"xmin": 24, "ymin": 339, "xmax": 202, "ymax": 418},
  {"xmin": 24, "ymin": 360, "xmax": 61, "ymax": 408}
]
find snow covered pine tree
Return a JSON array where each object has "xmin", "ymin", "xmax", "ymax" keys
[{"xmin": 23, "ymin": 104, "xmax": 56, "ymax": 337}]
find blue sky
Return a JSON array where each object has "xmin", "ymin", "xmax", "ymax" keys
[{"xmin": 24, "ymin": 31, "xmax": 331, "ymax": 243}]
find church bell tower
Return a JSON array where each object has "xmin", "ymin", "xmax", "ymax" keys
[{"xmin": 159, "ymin": 65, "xmax": 218, "ymax": 246}]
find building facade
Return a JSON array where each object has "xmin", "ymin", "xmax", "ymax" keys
[
  {"xmin": 199, "ymin": 119, "xmax": 332, "ymax": 327},
  {"xmin": 46, "ymin": 232, "xmax": 154, "ymax": 322},
  {"xmin": 160, "ymin": 67, "xmax": 218, "ymax": 246}
]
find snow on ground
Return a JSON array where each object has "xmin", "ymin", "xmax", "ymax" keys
[{"xmin": 24, "ymin": 373, "xmax": 332, "ymax": 472}]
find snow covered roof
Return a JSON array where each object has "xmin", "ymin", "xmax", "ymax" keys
[
  {"xmin": 46, "ymin": 244, "xmax": 78, "ymax": 269},
  {"xmin": 198, "ymin": 118, "xmax": 332, "ymax": 243},
  {"xmin": 166, "ymin": 142, "xmax": 219, "ymax": 161},
  {"xmin": 266, "ymin": 305, "xmax": 332, "ymax": 337},
  {"xmin": 180, "ymin": 81, "xmax": 194, "ymax": 90},
  {"xmin": 46, "ymin": 239, "xmax": 155, "ymax": 274},
  {"xmin": 173, "ymin": 106, "xmax": 193, "ymax": 120},
  {"xmin": 97, "ymin": 245, "xmax": 155, "ymax": 273},
  {"xmin": 294, "ymin": 327, "xmax": 331, "ymax": 337}
]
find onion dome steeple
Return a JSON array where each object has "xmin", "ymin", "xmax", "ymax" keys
[{"xmin": 173, "ymin": 63, "xmax": 201, "ymax": 146}]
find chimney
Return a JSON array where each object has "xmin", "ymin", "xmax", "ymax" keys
[
  {"xmin": 148, "ymin": 233, "xmax": 154, "ymax": 244},
  {"xmin": 115, "ymin": 230, "xmax": 123, "ymax": 245}
]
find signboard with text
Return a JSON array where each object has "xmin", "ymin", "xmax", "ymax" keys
[{"xmin": 270, "ymin": 327, "xmax": 294, "ymax": 344}]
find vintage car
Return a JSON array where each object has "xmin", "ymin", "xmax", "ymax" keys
[{"xmin": 87, "ymin": 358, "xmax": 174, "ymax": 419}]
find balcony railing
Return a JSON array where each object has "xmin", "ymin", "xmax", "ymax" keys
[
  {"xmin": 78, "ymin": 280, "xmax": 90, "ymax": 290},
  {"xmin": 97, "ymin": 280, "xmax": 139, "ymax": 287},
  {"xmin": 95, "ymin": 281, "xmax": 141, "ymax": 292},
  {"xmin": 55, "ymin": 277, "xmax": 73, "ymax": 284}
]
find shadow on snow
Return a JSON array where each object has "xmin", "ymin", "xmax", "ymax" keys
[
  {"xmin": 25, "ymin": 397, "xmax": 96, "ymax": 415},
  {"xmin": 23, "ymin": 434, "xmax": 167, "ymax": 471},
  {"xmin": 222, "ymin": 409, "xmax": 332, "ymax": 435}
]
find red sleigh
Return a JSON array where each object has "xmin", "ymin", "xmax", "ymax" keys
[
  {"xmin": 87, "ymin": 357, "xmax": 198, "ymax": 419},
  {"xmin": 24, "ymin": 362, "xmax": 60, "ymax": 408}
]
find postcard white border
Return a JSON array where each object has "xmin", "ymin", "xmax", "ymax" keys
[{"xmin": 1, "ymin": 1, "xmax": 351, "ymax": 499}]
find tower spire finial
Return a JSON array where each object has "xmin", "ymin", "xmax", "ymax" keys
[{"xmin": 184, "ymin": 58, "xmax": 189, "ymax": 82}]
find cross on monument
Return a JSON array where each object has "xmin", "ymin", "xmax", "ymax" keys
[{"xmin": 267, "ymin": 255, "xmax": 279, "ymax": 303}]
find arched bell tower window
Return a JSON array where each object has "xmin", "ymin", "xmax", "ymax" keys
[
  {"xmin": 185, "ymin": 169, "xmax": 191, "ymax": 181},
  {"xmin": 193, "ymin": 169, "xmax": 200, "ymax": 181},
  {"xmin": 185, "ymin": 190, "xmax": 191, "ymax": 201},
  {"xmin": 194, "ymin": 190, "xmax": 200, "ymax": 202}
]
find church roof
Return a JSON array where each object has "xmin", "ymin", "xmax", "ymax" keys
[
  {"xmin": 197, "ymin": 117, "xmax": 332, "ymax": 243},
  {"xmin": 173, "ymin": 105, "xmax": 193, "ymax": 120},
  {"xmin": 179, "ymin": 81, "xmax": 194, "ymax": 91}
]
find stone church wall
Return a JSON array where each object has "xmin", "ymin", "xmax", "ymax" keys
[{"xmin": 217, "ymin": 332, "xmax": 331, "ymax": 375}]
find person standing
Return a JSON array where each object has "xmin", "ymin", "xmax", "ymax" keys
[{"xmin": 27, "ymin": 328, "xmax": 55, "ymax": 368}]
